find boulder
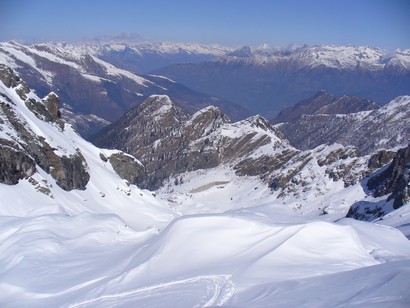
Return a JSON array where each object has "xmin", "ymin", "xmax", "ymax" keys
[
  {"xmin": 109, "ymin": 152, "xmax": 144, "ymax": 184},
  {"xmin": 43, "ymin": 92, "xmax": 61, "ymax": 121}
]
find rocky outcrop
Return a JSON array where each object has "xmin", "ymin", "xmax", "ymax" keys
[
  {"xmin": 347, "ymin": 145, "xmax": 410, "ymax": 221},
  {"xmin": 391, "ymin": 167, "xmax": 410, "ymax": 209},
  {"xmin": 0, "ymin": 144, "xmax": 36, "ymax": 184},
  {"xmin": 0, "ymin": 64, "xmax": 21, "ymax": 88},
  {"xmin": 0, "ymin": 64, "xmax": 30, "ymax": 101},
  {"xmin": 367, "ymin": 145, "xmax": 410, "ymax": 209},
  {"xmin": 368, "ymin": 150, "xmax": 396, "ymax": 169},
  {"xmin": 0, "ymin": 64, "xmax": 90, "ymax": 190},
  {"xmin": 43, "ymin": 92, "xmax": 61, "ymax": 121},
  {"xmin": 108, "ymin": 152, "xmax": 144, "ymax": 183},
  {"xmin": 41, "ymin": 141, "xmax": 90, "ymax": 191}
]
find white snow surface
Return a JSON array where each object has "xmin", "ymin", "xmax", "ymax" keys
[{"xmin": 1, "ymin": 73, "xmax": 410, "ymax": 306}]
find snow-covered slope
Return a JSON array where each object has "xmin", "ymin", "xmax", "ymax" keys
[
  {"xmin": 1, "ymin": 65, "xmax": 410, "ymax": 307},
  {"xmin": 0, "ymin": 63, "xmax": 173, "ymax": 226}
]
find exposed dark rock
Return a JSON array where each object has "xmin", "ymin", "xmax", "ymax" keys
[
  {"xmin": 273, "ymin": 91, "xmax": 336, "ymax": 124},
  {"xmin": 0, "ymin": 64, "xmax": 20, "ymax": 88},
  {"xmin": 367, "ymin": 145, "xmax": 410, "ymax": 209},
  {"xmin": 0, "ymin": 145, "xmax": 36, "ymax": 184},
  {"xmin": 43, "ymin": 92, "xmax": 61, "ymax": 121},
  {"xmin": 368, "ymin": 150, "xmax": 395, "ymax": 169},
  {"xmin": 25, "ymin": 98, "xmax": 55, "ymax": 123},
  {"xmin": 315, "ymin": 146, "xmax": 364, "ymax": 187},
  {"xmin": 109, "ymin": 152, "xmax": 144, "ymax": 183},
  {"xmin": 269, "ymin": 153, "xmax": 311, "ymax": 193},
  {"xmin": 0, "ymin": 63, "xmax": 30, "ymax": 100},
  {"xmin": 317, "ymin": 146, "xmax": 361, "ymax": 167},
  {"xmin": 236, "ymin": 149, "xmax": 296, "ymax": 178},
  {"xmin": 391, "ymin": 167, "xmax": 410, "ymax": 209},
  {"xmin": 40, "ymin": 140, "xmax": 90, "ymax": 191},
  {"xmin": 346, "ymin": 201, "xmax": 386, "ymax": 221},
  {"xmin": 99, "ymin": 152, "xmax": 108, "ymax": 162}
]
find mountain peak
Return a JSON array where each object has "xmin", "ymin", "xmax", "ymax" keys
[
  {"xmin": 273, "ymin": 90, "xmax": 336, "ymax": 123},
  {"xmin": 148, "ymin": 94, "xmax": 172, "ymax": 104},
  {"xmin": 228, "ymin": 46, "xmax": 253, "ymax": 57},
  {"xmin": 244, "ymin": 114, "xmax": 272, "ymax": 130},
  {"xmin": 138, "ymin": 94, "xmax": 178, "ymax": 119}
]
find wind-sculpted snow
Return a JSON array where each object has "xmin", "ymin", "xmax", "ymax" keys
[{"xmin": 1, "ymin": 209, "xmax": 410, "ymax": 306}]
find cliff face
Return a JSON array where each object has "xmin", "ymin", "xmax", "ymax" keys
[{"xmin": 367, "ymin": 145, "xmax": 410, "ymax": 209}]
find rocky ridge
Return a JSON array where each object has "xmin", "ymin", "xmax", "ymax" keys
[
  {"xmin": 92, "ymin": 95, "xmax": 296, "ymax": 189},
  {"xmin": 277, "ymin": 93, "xmax": 410, "ymax": 155},
  {"xmin": 273, "ymin": 90, "xmax": 380, "ymax": 124},
  {"xmin": 92, "ymin": 95, "xmax": 379, "ymax": 200}
]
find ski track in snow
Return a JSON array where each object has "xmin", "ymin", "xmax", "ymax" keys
[{"xmin": 68, "ymin": 275, "xmax": 235, "ymax": 308}]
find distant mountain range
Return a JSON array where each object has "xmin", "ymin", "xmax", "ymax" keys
[
  {"xmin": 152, "ymin": 44, "xmax": 410, "ymax": 117},
  {"xmin": 2, "ymin": 40, "xmax": 408, "ymax": 137},
  {"xmin": 96, "ymin": 40, "xmax": 233, "ymax": 73}
]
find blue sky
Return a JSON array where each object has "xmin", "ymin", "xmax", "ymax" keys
[{"xmin": 1, "ymin": 0, "xmax": 409, "ymax": 49}]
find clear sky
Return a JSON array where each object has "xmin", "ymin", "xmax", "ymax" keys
[{"xmin": 1, "ymin": 0, "xmax": 409, "ymax": 49}]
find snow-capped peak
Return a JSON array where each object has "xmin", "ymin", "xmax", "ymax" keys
[{"xmin": 217, "ymin": 43, "xmax": 410, "ymax": 71}]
